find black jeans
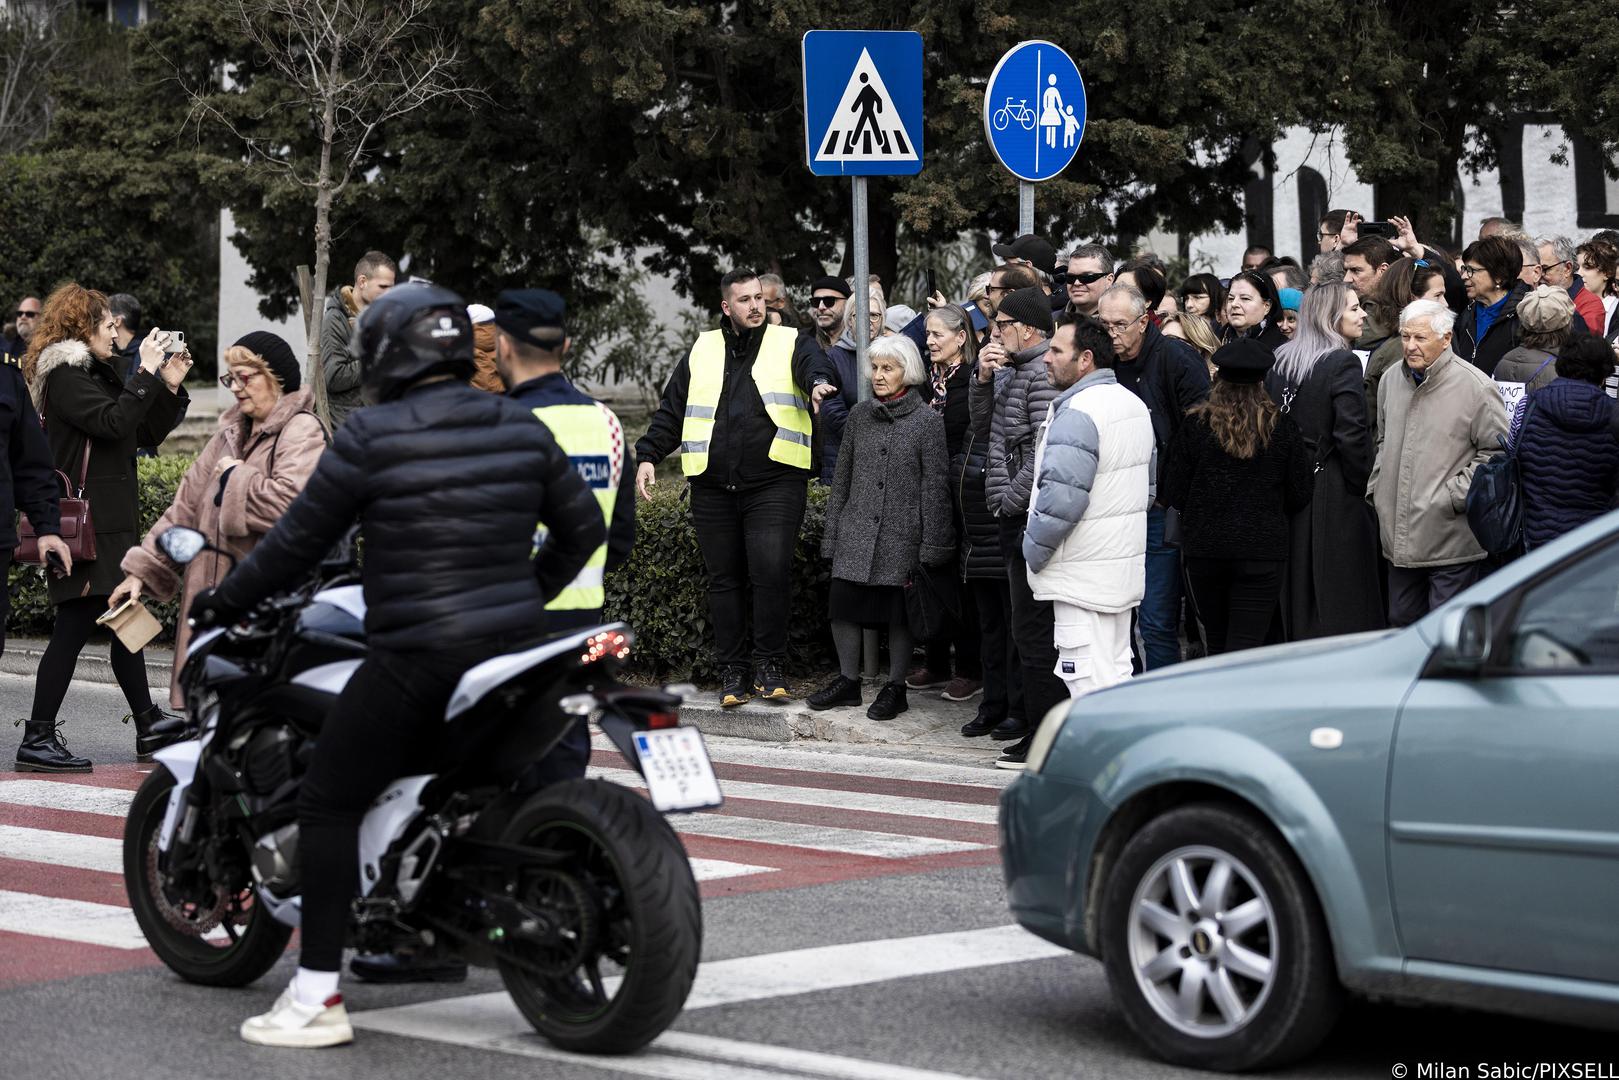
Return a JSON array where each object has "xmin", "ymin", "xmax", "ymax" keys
[
  {"xmin": 1183, "ymin": 558, "xmax": 1284, "ymax": 655},
  {"xmin": 924, "ymin": 581, "xmax": 983, "ymax": 679},
  {"xmin": 298, "ymin": 645, "xmax": 507, "ymax": 972},
  {"xmin": 689, "ymin": 478, "xmax": 807, "ymax": 666},
  {"xmin": 968, "ymin": 577, "xmax": 1022, "ymax": 723},
  {"xmin": 31, "ymin": 595, "xmax": 155, "ymax": 725},
  {"xmin": 998, "ymin": 516, "xmax": 1067, "ymax": 730}
]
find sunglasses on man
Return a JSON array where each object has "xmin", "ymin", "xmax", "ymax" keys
[
  {"xmin": 15, "ymin": 310, "xmax": 39, "ymax": 319},
  {"xmin": 1065, "ymin": 271, "xmax": 1110, "ymax": 285},
  {"xmin": 809, "ymin": 295, "xmax": 844, "ymax": 309}
]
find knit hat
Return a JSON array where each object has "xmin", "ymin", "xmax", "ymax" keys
[
  {"xmin": 808, "ymin": 275, "xmax": 852, "ymax": 299},
  {"xmin": 466, "ymin": 303, "xmax": 495, "ymax": 324},
  {"xmin": 884, "ymin": 304, "xmax": 918, "ymax": 334},
  {"xmin": 996, "ymin": 286, "xmax": 1054, "ymax": 337},
  {"xmin": 232, "ymin": 331, "xmax": 301, "ymax": 392},
  {"xmin": 1516, "ymin": 284, "xmax": 1574, "ymax": 334},
  {"xmin": 1211, "ymin": 338, "xmax": 1275, "ymax": 383},
  {"xmin": 1277, "ymin": 288, "xmax": 1303, "ymax": 312}
]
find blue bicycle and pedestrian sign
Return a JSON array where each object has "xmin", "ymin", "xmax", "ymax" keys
[
  {"xmin": 802, "ymin": 30, "xmax": 924, "ymax": 177},
  {"xmin": 983, "ymin": 41, "xmax": 1086, "ymax": 182}
]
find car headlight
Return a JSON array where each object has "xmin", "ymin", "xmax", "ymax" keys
[{"xmin": 1024, "ymin": 699, "xmax": 1072, "ymax": 774}]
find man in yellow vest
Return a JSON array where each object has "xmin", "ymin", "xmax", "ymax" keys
[{"xmin": 635, "ymin": 269, "xmax": 840, "ymax": 707}]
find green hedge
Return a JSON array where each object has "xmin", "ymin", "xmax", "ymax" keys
[
  {"xmin": 7, "ymin": 454, "xmax": 196, "ymax": 641},
  {"xmin": 8, "ymin": 456, "xmax": 835, "ymax": 677}
]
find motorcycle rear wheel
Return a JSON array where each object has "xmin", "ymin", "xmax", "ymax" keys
[
  {"xmin": 122, "ymin": 765, "xmax": 291, "ymax": 986},
  {"xmin": 496, "ymin": 777, "xmax": 701, "ymax": 1054}
]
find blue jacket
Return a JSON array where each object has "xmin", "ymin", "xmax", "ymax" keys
[
  {"xmin": 1518, "ymin": 378, "xmax": 1619, "ymax": 550},
  {"xmin": 814, "ymin": 329, "xmax": 860, "ymax": 483}
]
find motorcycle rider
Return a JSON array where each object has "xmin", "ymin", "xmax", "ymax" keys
[
  {"xmin": 345, "ymin": 286, "xmax": 635, "ymax": 988},
  {"xmin": 189, "ymin": 283, "xmax": 605, "ymax": 1048}
]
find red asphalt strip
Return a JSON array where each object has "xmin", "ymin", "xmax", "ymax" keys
[
  {"xmin": 0, "ymin": 855, "xmax": 131, "ymax": 907},
  {"xmin": 0, "ymin": 930, "xmax": 156, "ymax": 988},
  {"xmin": 0, "ymin": 802, "xmax": 126, "ymax": 839}
]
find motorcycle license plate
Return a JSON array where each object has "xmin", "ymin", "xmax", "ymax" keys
[{"xmin": 633, "ymin": 728, "xmax": 723, "ymax": 813}]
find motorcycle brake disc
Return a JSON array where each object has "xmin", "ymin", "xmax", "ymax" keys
[
  {"xmin": 505, "ymin": 868, "xmax": 599, "ymax": 977},
  {"xmin": 146, "ymin": 834, "xmax": 230, "ymax": 936}
]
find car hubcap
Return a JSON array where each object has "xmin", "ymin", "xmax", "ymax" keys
[{"xmin": 1126, "ymin": 845, "xmax": 1277, "ymax": 1038}]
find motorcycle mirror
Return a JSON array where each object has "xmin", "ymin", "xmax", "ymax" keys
[{"xmin": 158, "ymin": 527, "xmax": 209, "ymax": 565}]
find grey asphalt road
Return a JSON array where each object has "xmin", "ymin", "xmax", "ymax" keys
[{"xmin": 0, "ymin": 671, "xmax": 1612, "ymax": 1080}]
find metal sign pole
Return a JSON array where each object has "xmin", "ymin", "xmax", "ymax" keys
[
  {"xmin": 852, "ymin": 176, "xmax": 879, "ymax": 679},
  {"xmin": 1019, "ymin": 181, "xmax": 1034, "ymax": 236}
]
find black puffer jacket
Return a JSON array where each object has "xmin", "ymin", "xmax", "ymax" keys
[
  {"xmin": 216, "ymin": 381, "xmax": 604, "ymax": 651},
  {"xmin": 954, "ymin": 364, "xmax": 1007, "ymax": 580}
]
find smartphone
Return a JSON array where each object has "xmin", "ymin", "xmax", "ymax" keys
[
  {"xmin": 1358, "ymin": 221, "xmax": 1397, "ymax": 238},
  {"xmin": 926, "ymin": 268, "xmax": 937, "ymax": 299}
]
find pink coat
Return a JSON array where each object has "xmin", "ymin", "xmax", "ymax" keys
[{"xmin": 122, "ymin": 387, "xmax": 327, "ymax": 706}]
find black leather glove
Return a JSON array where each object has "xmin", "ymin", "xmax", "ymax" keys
[{"xmin": 188, "ymin": 588, "xmax": 243, "ymax": 629}]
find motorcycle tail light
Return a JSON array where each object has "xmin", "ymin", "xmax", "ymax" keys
[
  {"xmin": 645, "ymin": 711, "xmax": 679, "ymax": 729},
  {"xmin": 579, "ymin": 630, "xmax": 631, "ymax": 665}
]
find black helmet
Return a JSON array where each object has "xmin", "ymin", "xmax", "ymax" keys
[{"xmin": 351, "ymin": 282, "xmax": 475, "ymax": 405}]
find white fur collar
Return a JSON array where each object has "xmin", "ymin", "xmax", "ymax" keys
[{"xmin": 28, "ymin": 339, "xmax": 95, "ymax": 408}]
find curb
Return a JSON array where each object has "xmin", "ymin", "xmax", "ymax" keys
[{"xmin": 1, "ymin": 638, "xmax": 171, "ymax": 692}]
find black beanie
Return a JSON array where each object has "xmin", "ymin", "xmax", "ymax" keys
[
  {"xmin": 1211, "ymin": 338, "xmax": 1275, "ymax": 383},
  {"xmin": 808, "ymin": 276, "xmax": 853, "ymax": 298},
  {"xmin": 997, "ymin": 286, "xmax": 1054, "ymax": 337},
  {"xmin": 233, "ymin": 331, "xmax": 301, "ymax": 392}
]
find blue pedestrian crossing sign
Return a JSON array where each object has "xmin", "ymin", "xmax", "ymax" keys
[
  {"xmin": 983, "ymin": 41, "xmax": 1086, "ymax": 183},
  {"xmin": 802, "ymin": 30, "xmax": 923, "ymax": 177}
]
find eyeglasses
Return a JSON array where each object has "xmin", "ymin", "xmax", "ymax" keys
[
  {"xmin": 992, "ymin": 317, "xmax": 1020, "ymax": 333},
  {"xmin": 809, "ymin": 295, "xmax": 843, "ymax": 308},
  {"xmin": 1459, "ymin": 265, "xmax": 1483, "ymax": 277},
  {"xmin": 1099, "ymin": 316, "xmax": 1144, "ymax": 334},
  {"xmin": 1317, "ymin": 231, "xmax": 1339, "ymax": 241},
  {"xmin": 986, "ymin": 283, "xmax": 1010, "ymax": 294},
  {"xmin": 218, "ymin": 370, "xmax": 264, "ymax": 390},
  {"xmin": 1067, "ymin": 271, "xmax": 1110, "ymax": 285},
  {"xmin": 1539, "ymin": 262, "xmax": 1569, "ymax": 274},
  {"xmin": 15, "ymin": 310, "xmax": 38, "ymax": 319}
]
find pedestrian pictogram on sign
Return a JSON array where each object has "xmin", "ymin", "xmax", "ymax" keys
[
  {"xmin": 814, "ymin": 49, "xmax": 917, "ymax": 165},
  {"xmin": 802, "ymin": 30, "xmax": 923, "ymax": 177}
]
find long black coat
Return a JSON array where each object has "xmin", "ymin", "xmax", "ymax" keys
[
  {"xmin": 1265, "ymin": 349, "xmax": 1386, "ymax": 639},
  {"xmin": 28, "ymin": 340, "xmax": 187, "ymax": 603},
  {"xmin": 1, "ymin": 361, "xmax": 62, "ymax": 549},
  {"xmin": 955, "ymin": 364, "xmax": 1006, "ymax": 581}
]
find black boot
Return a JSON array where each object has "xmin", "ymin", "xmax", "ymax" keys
[
  {"xmin": 126, "ymin": 705, "xmax": 190, "ymax": 762},
  {"xmin": 866, "ymin": 682, "xmax": 908, "ymax": 721},
  {"xmin": 15, "ymin": 719, "xmax": 93, "ymax": 773},
  {"xmin": 350, "ymin": 949, "xmax": 468, "ymax": 985},
  {"xmin": 807, "ymin": 674, "xmax": 862, "ymax": 711}
]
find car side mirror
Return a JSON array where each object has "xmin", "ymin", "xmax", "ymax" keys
[
  {"xmin": 1433, "ymin": 604, "xmax": 1491, "ymax": 674},
  {"xmin": 158, "ymin": 527, "xmax": 209, "ymax": 566}
]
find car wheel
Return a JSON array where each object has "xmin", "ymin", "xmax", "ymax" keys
[{"xmin": 1099, "ymin": 803, "xmax": 1342, "ymax": 1071}]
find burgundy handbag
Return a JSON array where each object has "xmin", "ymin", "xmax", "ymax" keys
[{"xmin": 15, "ymin": 390, "xmax": 97, "ymax": 566}]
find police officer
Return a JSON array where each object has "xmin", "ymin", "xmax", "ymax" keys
[{"xmin": 635, "ymin": 269, "xmax": 840, "ymax": 707}]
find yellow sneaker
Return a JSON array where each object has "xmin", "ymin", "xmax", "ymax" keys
[{"xmin": 240, "ymin": 988, "xmax": 354, "ymax": 1048}]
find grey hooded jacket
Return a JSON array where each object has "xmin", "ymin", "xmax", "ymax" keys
[{"xmin": 969, "ymin": 339, "xmax": 1060, "ymax": 518}]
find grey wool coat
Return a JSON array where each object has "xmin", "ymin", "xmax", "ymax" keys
[{"xmin": 822, "ymin": 389, "xmax": 956, "ymax": 585}]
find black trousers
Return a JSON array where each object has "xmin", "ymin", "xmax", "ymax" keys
[
  {"xmin": 298, "ymin": 645, "xmax": 512, "ymax": 972},
  {"xmin": 31, "ymin": 594, "xmax": 154, "ymax": 725},
  {"xmin": 923, "ymin": 581, "xmax": 983, "ymax": 679},
  {"xmin": 689, "ymin": 478, "xmax": 807, "ymax": 666},
  {"xmin": 1387, "ymin": 562, "xmax": 1482, "ymax": 628},
  {"xmin": 998, "ymin": 517, "xmax": 1068, "ymax": 730},
  {"xmin": 968, "ymin": 577, "xmax": 1022, "ymax": 723},
  {"xmin": 1183, "ymin": 558, "xmax": 1284, "ymax": 656}
]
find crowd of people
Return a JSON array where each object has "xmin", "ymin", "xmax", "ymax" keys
[{"xmin": 631, "ymin": 212, "xmax": 1619, "ymax": 769}]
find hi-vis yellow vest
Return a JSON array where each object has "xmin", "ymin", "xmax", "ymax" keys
[
  {"xmin": 679, "ymin": 324, "xmax": 812, "ymax": 475},
  {"xmin": 532, "ymin": 400, "xmax": 623, "ymax": 611}
]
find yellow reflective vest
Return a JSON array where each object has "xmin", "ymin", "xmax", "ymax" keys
[
  {"xmin": 678, "ymin": 324, "xmax": 812, "ymax": 476},
  {"xmin": 531, "ymin": 399, "xmax": 623, "ymax": 611}
]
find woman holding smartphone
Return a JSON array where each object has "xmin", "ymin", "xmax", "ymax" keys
[{"xmin": 15, "ymin": 283, "xmax": 190, "ymax": 773}]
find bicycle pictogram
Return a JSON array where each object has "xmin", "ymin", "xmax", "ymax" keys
[{"xmin": 991, "ymin": 97, "xmax": 1036, "ymax": 132}]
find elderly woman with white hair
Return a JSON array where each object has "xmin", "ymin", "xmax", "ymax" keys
[
  {"xmin": 810, "ymin": 334, "xmax": 955, "ymax": 720},
  {"xmin": 1368, "ymin": 298, "xmax": 1508, "ymax": 626}
]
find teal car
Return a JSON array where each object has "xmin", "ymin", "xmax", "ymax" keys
[{"xmin": 999, "ymin": 512, "xmax": 1619, "ymax": 1071}]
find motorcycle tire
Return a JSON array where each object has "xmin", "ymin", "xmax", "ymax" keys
[
  {"xmin": 496, "ymin": 777, "xmax": 701, "ymax": 1055},
  {"xmin": 123, "ymin": 765, "xmax": 291, "ymax": 987}
]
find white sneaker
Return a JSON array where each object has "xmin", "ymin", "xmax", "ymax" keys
[{"xmin": 240, "ymin": 988, "xmax": 354, "ymax": 1048}]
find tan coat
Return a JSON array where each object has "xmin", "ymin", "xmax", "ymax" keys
[
  {"xmin": 123, "ymin": 388, "xmax": 327, "ymax": 705},
  {"xmin": 1369, "ymin": 348, "xmax": 1508, "ymax": 569}
]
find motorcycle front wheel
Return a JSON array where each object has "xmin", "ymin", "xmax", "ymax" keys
[
  {"xmin": 122, "ymin": 765, "xmax": 291, "ymax": 986},
  {"xmin": 496, "ymin": 777, "xmax": 702, "ymax": 1054}
]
